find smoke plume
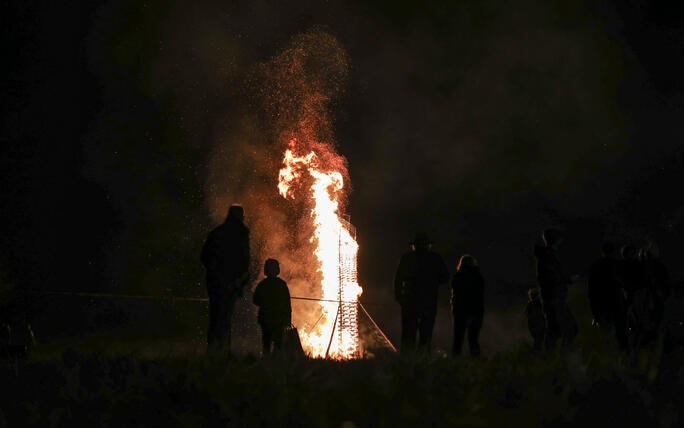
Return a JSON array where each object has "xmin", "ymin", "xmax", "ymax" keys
[{"xmin": 205, "ymin": 29, "xmax": 351, "ymax": 333}]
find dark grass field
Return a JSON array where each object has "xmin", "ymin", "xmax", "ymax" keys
[
  {"xmin": 2, "ymin": 285, "xmax": 684, "ymax": 427},
  {"xmin": 1, "ymin": 339, "xmax": 683, "ymax": 427}
]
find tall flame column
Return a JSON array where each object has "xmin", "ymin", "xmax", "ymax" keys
[{"xmin": 278, "ymin": 143, "xmax": 363, "ymax": 359}]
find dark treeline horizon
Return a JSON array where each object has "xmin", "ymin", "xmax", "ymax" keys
[{"xmin": 2, "ymin": 0, "xmax": 684, "ymax": 338}]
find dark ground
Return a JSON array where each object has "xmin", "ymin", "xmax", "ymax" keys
[
  {"xmin": 1, "ymin": 278, "xmax": 683, "ymax": 427},
  {"xmin": 1, "ymin": 335, "xmax": 683, "ymax": 426}
]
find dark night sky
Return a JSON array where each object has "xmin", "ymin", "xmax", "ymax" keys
[{"xmin": 2, "ymin": 1, "xmax": 684, "ymax": 334}]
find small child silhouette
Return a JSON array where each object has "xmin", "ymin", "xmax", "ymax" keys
[{"xmin": 253, "ymin": 259, "xmax": 292, "ymax": 355}]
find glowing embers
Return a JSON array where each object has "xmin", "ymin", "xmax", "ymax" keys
[{"xmin": 277, "ymin": 142, "xmax": 362, "ymax": 359}]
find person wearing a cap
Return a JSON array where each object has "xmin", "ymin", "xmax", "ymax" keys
[{"xmin": 394, "ymin": 232, "xmax": 449, "ymax": 353}]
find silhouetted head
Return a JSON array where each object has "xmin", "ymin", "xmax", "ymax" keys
[
  {"xmin": 264, "ymin": 258, "xmax": 280, "ymax": 277},
  {"xmin": 621, "ymin": 244, "xmax": 639, "ymax": 261},
  {"xmin": 542, "ymin": 228, "xmax": 563, "ymax": 248},
  {"xmin": 528, "ymin": 288, "xmax": 540, "ymax": 302},
  {"xmin": 409, "ymin": 232, "xmax": 432, "ymax": 251},
  {"xmin": 227, "ymin": 204, "xmax": 245, "ymax": 222},
  {"xmin": 642, "ymin": 242, "xmax": 660, "ymax": 260},
  {"xmin": 637, "ymin": 246, "xmax": 647, "ymax": 261},
  {"xmin": 601, "ymin": 241, "xmax": 616, "ymax": 257},
  {"xmin": 457, "ymin": 254, "xmax": 478, "ymax": 272}
]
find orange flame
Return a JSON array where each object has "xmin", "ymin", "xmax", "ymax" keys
[{"xmin": 278, "ymin": 140, "xmax": 362, "ymax": 359}]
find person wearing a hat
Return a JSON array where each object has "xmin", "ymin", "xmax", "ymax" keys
[{"xmin": 394, "ymin": 232, "xmax": 449, "ymax": 353}]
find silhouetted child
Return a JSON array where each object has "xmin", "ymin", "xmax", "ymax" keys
[
  {"xmin": 525, "ymin": 288, "xmax": 545, "ymax": 350},
  {"xmin": 253, "ymin": 259, "xmax": 291, "ymax": 355}
]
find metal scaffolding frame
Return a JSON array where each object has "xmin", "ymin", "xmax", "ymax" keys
[{"xmin": 334, "ymin": 216, "xmax": 360, "ymax": 358}]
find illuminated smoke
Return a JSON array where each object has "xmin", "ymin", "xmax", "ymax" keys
[{"xmin": 206, "ymin": 29, "xmax": 359, "ymax": 357}]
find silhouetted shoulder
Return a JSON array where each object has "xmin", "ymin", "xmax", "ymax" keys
[
  {"xmin": 452, "ymin": 268, "xmax": 484, "ymax": 291},
  {"xmin": 429, "ymin": 250, "xmax": 445, "ymax": 259},
  {"xmin": 535, "ymin": 244, "xmax": 555, "ymax": 260},
  {"xmin": 399, "ymin": 250, "xmax": 417, "ymax": 264},
  {"xmin": 428, "ymin": 250, "xmax": 449, "ymax": 281},
  {"xmin": 276, "ymin": 277, "xmax": 288, "ymax": 290}
]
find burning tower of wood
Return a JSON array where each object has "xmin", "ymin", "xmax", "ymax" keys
[
  {"xmin": 333, "ymin": 216, "xmax": 360, "ymax": 358},
  {"xmin": 278, "ymin": 141, "xmax": 363, "ymax": 359}
]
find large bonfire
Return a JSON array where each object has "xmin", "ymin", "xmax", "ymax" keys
[
  {"xmin": 236, "ymin": 30, "xmax": 362, "ymax": 359},
  {"xmin": 278, "ymin": 139, "xmax": 363, "ymax": 359}
]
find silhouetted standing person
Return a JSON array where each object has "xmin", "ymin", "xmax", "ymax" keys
[
  {"xmin": 451, "ymin": 255, "xmax": 484, "ymax": 356},
  {"xmin": 525, "ymin": 288, "xmax": 545, "ymax": 350},
  {"xmin": 663, "ymin": 282, "xmax": 683, "ymax": 354},
  {"xmin": 534, "ymin": 228, "xmax": 571, "ymax": 349},
  {"xmin": 253, "ymin": 259, "xmax": 291, "ymax": 355},
  {"xmin": 557, "ymin": 280, "xmax": 578, "ymax": 347},
  {"xmin": 587, "ymin": 242, "xmax": 628, "ymax": 349},
  {"xmin": 628, "ymin": 243, "xmax": 669, "ymax": 349},
  {"xmin": 201, "ymin": 204, "xmax": 250, "ymax": 354},
  {"xmin": 394, "ymin": 232, "xmax": 449, "ymax": 353},
  {"xmin": 641, "ymin": 243, "xmax": 670, "ymax": 325},
  {"xmin": 620, "ymin": 245, "xmax": 643, "ymax": 300}
]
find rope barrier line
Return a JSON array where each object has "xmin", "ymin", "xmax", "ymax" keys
[
  {"xmin": 289, "ymin": 295, "xmax": 357, "ymax": 304},
  {"xmin": 26, "ymin": 290, "xmax": 208, "ymax": 302},
  {"xmin": 359, "ymin": 302, "xmax": 397, "ymax": 352},
  {"xmin": 25, "ymin": 289, "xmax": 392, "ymax": 306},
  {"xmin": 26, "ymin": 289, "xmax": 397, "ymax": 353}
]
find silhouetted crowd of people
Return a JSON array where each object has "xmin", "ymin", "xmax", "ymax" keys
[
  {"xmin": 201, "ymin": 204, "xmax": 679, "ymax": 358},
  {"xmin": 394, "ymin": 233, "xmax": 486, "ymax": 356},
  {"xmin": 529, "ymin": 228, "xmax": 676, "ymax": 355},
  {"xmin": 393, "ymin": 226, "xmax": 676, "ymax": 357},
  {"xmin": 585, "ymin": 239, "xmax": 671, "ymax": 352}
]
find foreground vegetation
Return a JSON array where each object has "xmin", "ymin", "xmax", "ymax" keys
[
  {"xmin": 1, "ymin": 281, "xmax": 682, "ymax": 426},
  {"xmin": 1, "ymin": 337, "xmax": 682, "ymax": 427}
]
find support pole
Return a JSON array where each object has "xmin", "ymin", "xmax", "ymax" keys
[{"xmin": 324, "ymin": 304, "xmax": 340, "ymax": 359}]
